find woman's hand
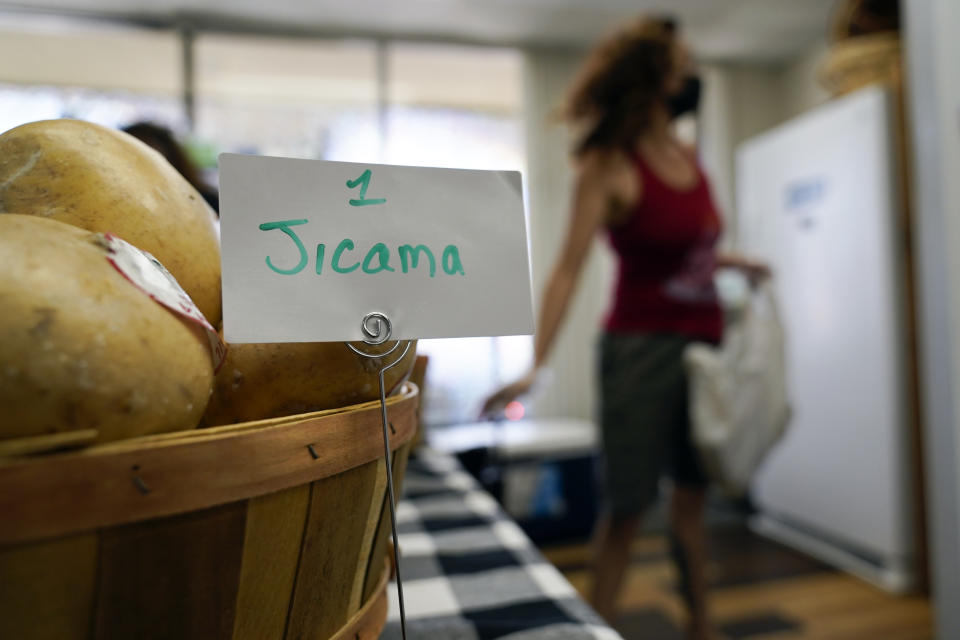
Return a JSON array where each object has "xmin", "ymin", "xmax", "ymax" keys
[
  {"xmin": 718, "ymin": 254, "xmax": 771, "ymax": 286},
  {"xmin": 480, "ymin": 370, "xmax": 536, "ymax": 419},
  {"xmin": 741, "ymin": 260, "xmax": 771, "ymax": 286}
]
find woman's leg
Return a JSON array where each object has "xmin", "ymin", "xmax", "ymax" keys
[
  {"xmin": 592, "ymin": 333, "xmax": 677, "ymax": 622},
  {"xmin": 669, "ymin": 485, "xmax": 713, "ymax": 640},
  {"xmin": 589, "ymin": 511, "xmax": 643, "ymax": 623}
]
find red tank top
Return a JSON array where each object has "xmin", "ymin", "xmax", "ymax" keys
[{"xmin": 603, "ymin": 152, "xmax": 723, "ymax": 343}]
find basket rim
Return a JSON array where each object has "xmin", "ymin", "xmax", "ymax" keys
[{"xmin": 0, "ymin": 383, "xmax": 419, "ymax": 545}]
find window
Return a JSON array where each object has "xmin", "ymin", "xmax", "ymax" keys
[
  {"xmin": 383, "ymin": 43, "xmax": 531, "ymax": 426},
  {"xmin": 0, "ymin": 17, "xmax": 531, "ymax": 428},
  {"xmin": 0, "ymin": 16, "xmax": 182, "ymax": 133},
  {"xmin": 194, "ymin": 35, "xmax": 378, "ymax": 162}
]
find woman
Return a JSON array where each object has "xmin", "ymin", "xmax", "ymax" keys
[{"xmin": 482, "ymin": 17, "xmax": 766, "ymax": 640}]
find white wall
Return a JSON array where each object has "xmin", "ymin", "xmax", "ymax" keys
[
  {"xmin": 700, "ymin": 42, "xmax": 830, "ymax": 246},
  {"xmin": 521, "ymin": 48, "xmax": 615, "ymax": 420},
  {"xmin": 904, "ymin": 0, "xmax": 960, "ymax": 636},
  {"xmin": 779, "ymin": 43, "xmax": 830, "ymax": 120},
  {"xmin": 699, "ymin": 63, "xmax": 784, "ymax": 245}
]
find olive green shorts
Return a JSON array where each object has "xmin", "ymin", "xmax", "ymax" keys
[{"xmin": 598, "ymin": 332, "xmax": 708, "ymax": 516}]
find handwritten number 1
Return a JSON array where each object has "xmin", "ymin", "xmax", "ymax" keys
[{"xmin": 346, "ymin": 169, "xmax": 386, "ymax": 207}]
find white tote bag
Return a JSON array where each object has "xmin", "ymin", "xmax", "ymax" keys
[{"xmin": 684, "ymin": 281, "xmax": 791, "ymax": 497}]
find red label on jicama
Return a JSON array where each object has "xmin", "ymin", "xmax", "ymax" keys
[{"xmin": 96, "ymin": 233, "xmax": 227, "ymax": 372}]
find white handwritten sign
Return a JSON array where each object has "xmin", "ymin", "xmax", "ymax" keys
[{"xmin": 219, "ymin": 154, "xmax": 534, "ymax": 343}]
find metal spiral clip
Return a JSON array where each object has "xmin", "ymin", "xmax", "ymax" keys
[{"xmin": 347, "ymin": 312, "xmax": 412, "ymax": 639}]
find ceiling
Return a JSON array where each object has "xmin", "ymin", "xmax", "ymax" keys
[{"xmin": 0, "ymin": 0, "xmax": 839, "ymax": 62}]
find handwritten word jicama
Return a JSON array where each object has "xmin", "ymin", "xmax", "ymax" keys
[{"xmin": 258, "ymin": 219, "xmax": 465, "ymax": 277}]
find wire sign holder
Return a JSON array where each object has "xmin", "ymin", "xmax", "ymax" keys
[{"xmin": 346, "ymin": 311, "xmax": 412, "ymax": 639}]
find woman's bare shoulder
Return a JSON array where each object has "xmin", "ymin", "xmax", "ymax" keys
[
  {"xmin": 575, "ymin": 149, "xmax": 636, "ymax": 190},
  {"xmin": 575, "ymin": 147, "xmax": 629, "ymax": 172},
  {"xmin": 574, "ymin": 148, "xmax": 640, "ymax": 222}
]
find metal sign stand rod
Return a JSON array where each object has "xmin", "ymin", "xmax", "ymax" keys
[{"xmin": 346, "ymin": 312, "xmax": 412, "ymax": 640}]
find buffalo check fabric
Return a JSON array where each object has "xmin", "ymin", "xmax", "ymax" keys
[{"xmin": 382, "ymin": 449, "xmax": 623, "ymax": 640}]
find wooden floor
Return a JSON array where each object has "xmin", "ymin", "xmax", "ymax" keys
[{"xmin": 542, "ymin": 525, "xmax": 933, "ymax": 640}]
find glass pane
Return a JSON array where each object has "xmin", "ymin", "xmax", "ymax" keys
[
  {"xmin": 383, "ymin": 106, "xmax": 523, "ymax": 170},
  {"xmin": 385, "ymin": 42, "xmax": 524, "ymax": 170},
  {"xmin": 0, "ymin": 15, "xmax": 183, "ymax": 132},
  {"xmin": 0, "ymin": 14, "xmax": 180, "ymax": 95},
  {"xmin": 194, "ymin": 35, "xmax": 378, "ymax": 162},
  {"xmin": 387, "ymin": 42, "xmax": 523, "ymax": 115}
]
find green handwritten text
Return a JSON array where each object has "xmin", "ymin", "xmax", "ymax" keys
[
  {"xmin": 332, "ymin": 239, "xmax": 361, "ymax": 273},
  {"xmin": 362, "ymin": 242, "xmax": 396, "ymax": 274},
  {"xmin": 442, "ymin": 245, "xmax": 465, "ymax": 275},
  {"xmin": 399, "ymin": 244, "xmax": 436, "ymax": 277},
  {"xmin": 258, "ymin": 220, "xmax": 464, "ymax": 278},
  {"xmin": 259, "ymin": 219, "xmax": 309, "ymax": 275},
  {"xmin": 346, "ymin": 169, "xmax": 386, "ymax": 207}
]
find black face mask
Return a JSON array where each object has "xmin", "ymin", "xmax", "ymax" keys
[{"xmin": 668, "ymin": 75, "xmax": 702, "ymax": 118}]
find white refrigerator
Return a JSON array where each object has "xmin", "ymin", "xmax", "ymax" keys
[{"xmin": 736, "ymin": 86, "xmax": 917, "ymax": 592}]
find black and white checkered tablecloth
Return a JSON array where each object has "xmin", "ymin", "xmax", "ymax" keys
[{"xmin": 382, "ymin": 449, "xmax": 623, "ymax": 640}]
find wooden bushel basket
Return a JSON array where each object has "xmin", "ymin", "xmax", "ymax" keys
[
  {"xmin": 0, "ymin": 383, "xmax": 419, "ymax": 640},
  {"xmin": 820, "ymin": 32, "xmax": 902, "ymax": 97}
]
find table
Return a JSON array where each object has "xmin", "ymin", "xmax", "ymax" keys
[
  {"xmin": 427, "ymin": 417, "xmax": 598, "ymax": 460},
  {"xmin": 381, "ymin": 448, "xmax": 622, "ymax": 639},
  {"xmin": 428, "ymin": 418, "xmax": 601, "ymax": 544}
]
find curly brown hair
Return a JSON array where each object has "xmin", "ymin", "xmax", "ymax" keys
[{"xmin": 562, "ymin": 17, "xmax": 678, "ymax": 156}]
